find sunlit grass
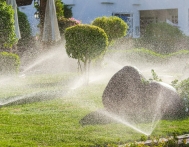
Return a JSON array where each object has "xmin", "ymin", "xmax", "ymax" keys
[
  {"xmin": 0, "ymin": 73, "xmax": 189, "ymax": 146},
  {"xmin": 0, "ymin": 73, "xmax": 76, "ymax": 99},
  {"xmin": 1, "ymin": 48, "xmax": 189, "ymax": 146}
]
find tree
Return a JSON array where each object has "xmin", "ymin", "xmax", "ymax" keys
[
  {"xmin": 92, "ymin": 16, "xmax": 128, "ymax": 45},
  {"xmin": 0, "ymin": 1, "xmax": 17, "ymax": 49},
  {"xmin": 65, "ymin": 24, "xmax": 108, "ymax": 76}
]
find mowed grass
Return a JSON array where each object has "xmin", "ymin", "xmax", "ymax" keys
[{"xmin": 0, "ymin": 71, "xmax": 189, "ymax": 146}]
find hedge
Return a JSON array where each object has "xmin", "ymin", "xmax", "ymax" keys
[
  {"xmin": 0, "ymin": 52, "xmax": 20, "ymax": 75},
  {"xmin": 0, "ymin": 1, "xmax": 17, "ymax": 48}
]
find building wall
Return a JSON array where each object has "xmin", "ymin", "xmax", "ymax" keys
[{"xmin": 63, "ymin": 0, "xmax": 189, "ymax": 37}]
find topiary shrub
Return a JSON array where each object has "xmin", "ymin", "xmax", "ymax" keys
[
  {"xmin": 0, "ymin": 1, "xmax": 17, "ymax": 49},
  {"xmin": 0, "ymin": 52, "xmax": 20, "ymax": 75},
  {"xmin": 65, "ymin": 24, "xmax": 108, "ymax": 75},
  {"xmin": 92, "ymin": 16, "xmax": 128, "ymax": 44},
  {"xmin": 135, "ymin": 22, "xmax": 187, "ymax": 54}
]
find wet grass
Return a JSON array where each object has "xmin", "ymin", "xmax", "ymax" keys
[
  {"xmin": 0, "ymin": 73, "xmax": 189, "ymax": 146},
  {"xmin": 107, "ymin": 48, "xmax": 189, "ymax": 64},
  {"xmin": 1, "ymin": 47, "xmax": 189, "ymax": 146},
  {"xmin": 0, "ymin": 73, "xmax": 76, "ymax": 99}
]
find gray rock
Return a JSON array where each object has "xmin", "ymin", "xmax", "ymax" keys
[{"xmin": 102, "ymin": 66, "xmax": 184, "ymax": 123}]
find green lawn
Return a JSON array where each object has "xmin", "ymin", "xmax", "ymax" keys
[{"xmin": 0, "ymin": 73, "xmax": 189, "ymax": 147}]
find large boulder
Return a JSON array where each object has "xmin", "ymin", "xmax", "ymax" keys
[{"xmin": 102, "ymin": 66, "xmax": 185, "ymax": 123}]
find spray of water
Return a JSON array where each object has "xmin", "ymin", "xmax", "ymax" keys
[
  {"xmin": 66, "ymin": 79, "xmax": 166, "ymax": 136},
  {"xmin": 99, "ymin": 110, "xmax": 151, "ymax": 136},
  {"xmin": 20, "ymin": 45, "xmax": 77, "ymax": 75},
  {"xmin": 1, "ymin": 40, "xmax": 188, "ymax": 138}
]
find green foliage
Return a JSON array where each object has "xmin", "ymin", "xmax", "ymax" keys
[
  {"xmin": 140, "ymin": 135, "xmax": 148, "ymax": 141},
  {"xmin": 125, "ymin": 134, "xmax": 189, "ymax": 147},
  {"xmin": 18, "ymin": 10, "xmax": 31, "ymax": 38},
  {"xmin": 58, "ymin": 17, "xmax": 80, "ymax": 35},
  {"xmin": 171, "ymin": 79, "xmax": 179, "ymax": 88},
  {"xmin": 0, "ymin": 1, "xmax": 17, "ymax": 48},
  {"xmin": 141, "ymin": 77, "xmax": 150, "ymax": 85},
  {"xmin": 17, "ymin": 9, "xmax": 32, "ymax": 51},
  {"xmin": 107, "ymin": 48, "xmax": 189, "ymax": 66},
  {"xmin": 34, "ymin": 0, "xmax": 39, "ymax": 11},
  {"xmin": 92, "ymin": 16, "xmax": 128, "ymax": 44},
  {"xmin": 106, "ymin": 48, "xmax": 167, "ymax": 65},
  {"xmin": 0, "ymin": 51, "xmax": 20, "ymax": 74},
  {"xmin": 176, "ymin": 78, "xmax": 189, "ymax": 114},
  {"xmin": 65, "ymin": 24, "xmax": 108, "ymax": 72},
  {"xmin": 63, "ymin": 4, "xmax": 73, "ymax": 18},
  {"xmin": 177, "ymin": 78, "xmax": 189, "ymax": 99},
  {"xmin": 55, "ymin": 0, "xmax": 64, "ymax": 20},
  {"xmin": 135, "ymin": 22, "xmax": 187, "ymax": 54},
  {"xmin": 145, "ymin": 68, "xmax": 189, "ymax": 116},
  {"xmin": 149, "ymin": 69, "xmax": 162, "ymax": 82}
]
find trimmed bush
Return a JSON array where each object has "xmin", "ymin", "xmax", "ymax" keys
[
  {"xmin": 65, "ymin": 24, "xmax": 108, "ymax": 72},
  {"xmin": 0, "ymin": 1, "xmax": 17, "ymax": 48},
  {"xmin": 0, "ymin": 52, "xmax": 20, "ymax": 74},
  {"xmin": 92, "ymin": 16, "xmax": 128, "ymax": 44},
  {"xmin": 106, "ymin": 48, "xmax": 167, "ymax": 65},
  {"xmin": 135, "ymin": 22, "xmax": 188, "ymax": 54}
]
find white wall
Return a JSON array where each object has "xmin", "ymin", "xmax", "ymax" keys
[{"xmin": 63, "ymin": 0, "xmax": 189, "ymax": 37}]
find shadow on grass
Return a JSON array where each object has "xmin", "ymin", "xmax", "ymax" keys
[
  {"xmin": 79, "ymin": 109, "xmax": 189, "ymax": 127},
  {"xmin": 0, "ymin": 90, "xmax": 64, "ymax": 108},
  {"xmin": 80, "ymin": 109, "xmax": 116, "ymax": 126}
]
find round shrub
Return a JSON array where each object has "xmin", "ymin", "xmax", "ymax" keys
[
  {"xmin": 92, "ymin": 16, "xmax": 128, "ymax": 44},
  {"xmin": 0, "ymin": 1, "xmax": 17, "ymax": 48},
  {"xmin": 65, "ymin": 24, "xmax": 108, "ymax": 71},
  {"xmin": 0, "ymin": 52, "xmax": 20, "ymax": 75}
]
